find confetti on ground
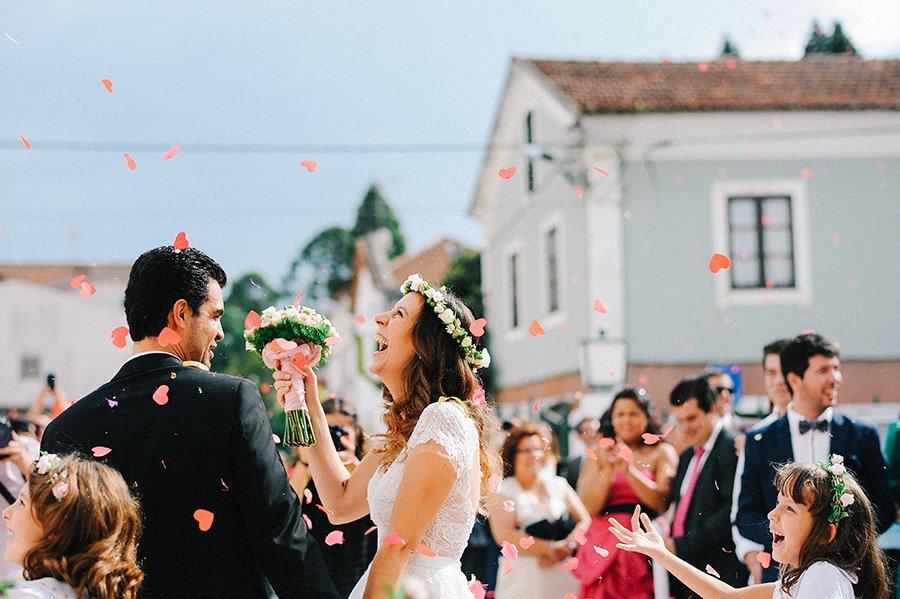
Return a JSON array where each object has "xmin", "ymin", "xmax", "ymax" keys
[
  {"xmin": 756, "ymin": 552, "xmax": 772, "ymax": 568},
  {"xmin": 101, "ymin": 79, "xmax": 113, "ymax": 93},
  {"xmin": 469, "ymin": 318, "xmax": 487, "ymax": 336},
  {"xmin": 498, "ymin": 166, "xmax": 516, "ymax": 180},
  {"xmin": 593, "ymin": 166, "xmax": 609, "ymax": 176},
  {"xmin": 325, "ymin": 531, "xmax": 344, "ymax": 546},
  {"xmin": 300, "ymin": 160, "xmax": 318, "ymax": 172},
  {"xmin": 593, "ymin": 545, "xmax": 609, "ymax": 557},
  {"xmin": 162, "ymin": 143, "xmax": 180, "ymax": 160},
  {"xmin": 158, "ymin": 327, "xmax": 181, "ymax": 347},
  {"xmin": 20, "ymin": 135, "xmax": 31, "ymax": 150},
  {"xmin": 519, "ymin": 536, "xmax": 534, "ymax": 549},
  {"xmin": 124, "ymin": 152, "xmax": 137, "ymax": 171},
  {"xmin": 152, "ymin": 385, "xmax": 170, "ymax": 406},
  {"xmin": 92, "ymin": 446, "xmax": 112, "ymax": 457},
  {"xmin": 79, "ymin": 281, "xmax": 96, "ymax": 297},
  {"xmin": 562, "ymin": 557, "xmax": 579, "ymax": 571},
  {"xmin": 69, "ymin": 274, "xmax": 86, "ymax": 288},
  {"xmin": 708, "ymin": 253, "xmax": 731, "ymax": 273},
  {"xmin": 193, "ymin": 509, "xmax": 214, "ymax": 532},
  {"xmin": 173, "ymin": 231, "xmax": 189, "ymax": 250},
  {"xmin": 501, "ymin": 541, "xmax": 518, "ymax": 561},
  {"xmin": 705, "ymin": 565, "xmax": 720, "ymax": 578},
  {"xmin": 382, "ymin": 532, "xmax": 406, "ymax": 546},
  {"xmin": 528, "ymin": 320, "xmax": 545, "ymax": 336},
  {"xmin": 593, "ymin": 298, "xmax": 608, "ymax": 313},
  {"xmin": 501, "ymin": 500, "xmax": 515, "ymax": 512}
]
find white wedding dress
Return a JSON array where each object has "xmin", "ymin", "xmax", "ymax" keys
[{"xmin": 349, "ymin": 401, "xmax": 480, "ymax": 599}]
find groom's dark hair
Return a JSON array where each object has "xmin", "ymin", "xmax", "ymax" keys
[{"xmin": 124, "ymin": 246, "xmax": 227, "ymax": 341}]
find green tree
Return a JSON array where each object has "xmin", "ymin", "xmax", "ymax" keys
[
  {"xmin": 443, "ymin": 250, "xmax": 496, "ymax": 393},
  {"xmin": 805, "ymin": 21, "xmax": 857, "ymax": 56},
  {"xmin": 352, "ymin": 185, "xmax": 406, "ymax": 259},
  {"xmin": 721, "ymin": 37, "xmax": 739, "ymax": 58}
]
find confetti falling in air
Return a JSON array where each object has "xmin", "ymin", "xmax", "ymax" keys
[
  {"xmin": 299, "ymin": 160, "xmax": 318, "ymax": 172},
  {"xmin": 244, "ymin": 310, "xmax": 262, "ymax": 330},
  {"xmin": 473, "ymin": 387, "xmax": 486, "ymax": 406},
  {"xmin": 92, "ymin": 446, "xmax": 112, "ymax": 457},
  {"xmin": 498, "ymin": 166, "xmax": 516, "ymax": 180},
  {"xmin": 500, "ymin": 541, "xmax": 518, "ymax": 561},
  {"xmin": 642, "ymin": 432, "xmax": 661, "ymax": 445},
  {"xmin": 598, "ymin": 438, "xmax": 615, "ymax": 449},
  {"xmin": 325, "ymin": 531, "xmax": 344, "ymax": 546},
  {"xmin": 519, "ymin": 535, "xmax": 535, "ymax": 549},
  {"xmin": 756, "ymin": 552, "xmax": 772, "ymax": 568},
  {"xmin": 4, "ymin": 32, "xmax": 20, "ymax": 45},
  {"xmin": 220, "ymin": 479, "xmax": 229, "ymax": 491},
  {"xmin": 20, "ymin": 135, "xmax": 31, "ymax": 150},
  {"xmin": 593, "ymin": 298, "xmax": 608, "ymax": 313},
  {"xmin": 617, "ymin": 446, "xmax": 634, "ymax": 462},
  {"xmin": 708, "ymin": 253, "xmax": 731, "ymax": 273},
  {"xmin": 697, "ymin": 62, "xmax": 710, "ymax": 72},
  {"xmin": 502, "ymin": 561, "xmax": 513, "ymax": 575},
  {"xmin": 158, "ymin": 327, "xmax": 181, "ymax": 347},
  {"xmin": 574, "ymin": 527, "xmax": 587, "ymax": 545},
  {"xmin": 79, "ymin": 281, "xmax": 96, "ymax": 297},
  {"xmin": 325, "ymin": 336, "xmax": 341, "ymax": 347},
  {"xmin": 162, "ymin": 143, "xmax": 180, "ymax": 160},
  {"xmin": 705, "ymin": 564, "xmax": 720, "ymax": 578},
  {"xmin": 593, "ymin": 166, "xmax": 609, "ymax": 176},
  {"xmin": 106, "ymin": 398, "xmax": 118, "ymax": 408},
  {"xmin": 124, "ymin": 153, "xmax": 137, "ymax": 171},
  {"xmin": 468, "ymin": 578, "xmax": 487, "ymax": 599},
  {"xmin": 528, "ymin": 320, "xmax": 545, "ymax": 336},
  {"xmin": 293, "ymin": 291, "xmax": 303, "ymax": 306},
  {"xmin": 69, "ymin": 274, "xmax": 86, "ymax": 288},
  {"xmin": 562, "ymin": 557, "xmax": 579, "ymax": 571},
  {"xmin": 259, "ymin": 382, "xmax": 271, "ymax": 394},
  {"xmin": 364, "ymin": 525, "xmax": 377, "ymax": 536},
  {"xmin": 193, "ymin": 509, "xmax": 214, "ymax": 532},
  {"xmin": 585, "ymin": 448, "xmax": 598, "ymax": 461},
  {"xmin": 101, "ymin": 79, "xmax": 113, "ymax": 93},
  {"xmin": 316, "ymin": 504, "xmax": 334, "ymax": 516},
  {"xmin": 501, "ymin": 499, "xmax": 515, "ymax": 512},
  {"xmin": 469, "ymin": 318, "xmax": 487, "ymax": 336},
  {"xmin": 564, "ymin": 594, "xmax": 578, "ymax": 599},
  {"xmin": 303, "ymin": 514, "xmax": 313, "ymax": 530},
  {"xmin": 593, "ymin": 545, "xmax": 609, "ymax": 557},
  {"xmin": 416, "ymin": 544, "xmax": 436, "ymax": 557},
  {"xmin": 152, "ymin": 385, "xmax": 170, "ymax": 406},
  {"xmin": 173, "ymin": 231, "xmax": 189, "ymax": 250},
  {"xmin": 533, "ymin": 401, "xmax": 541, "ymax": 412},
  {"xmin": 354, "ymin": 314, "xmax": 366, "ymax": 325},
  {"xmin": 488, "ymin": 474, "xmax": 503, "ymax": 494},
  {"xmin": 802, "ymin": 168, "xmax": 813, "ymax": 180},
  {"xmin": 382, "ymin": 532, "xmax": 406, "ymax": 546},
  {"xmin": 303, "ymin": 489, "xmax": 313, "ymax": 504}
]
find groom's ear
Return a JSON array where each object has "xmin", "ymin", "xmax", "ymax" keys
[{"xmin": 169, "ymin": 298, "xmax": 191, "ymax": 331}]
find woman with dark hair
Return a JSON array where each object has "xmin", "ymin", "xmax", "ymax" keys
[
  {"xmin": 275, "ymin": 274, "xmax": 500, "ymax": 599},
  {"xmin": 490, "ymin": 424, "xmax": 590, "ymax": 598},
  {"xmin": 289, "ymin": 396, "xmax": 376, "ymax": 597},
  {"xmin": 573, "ymin": 387, "xmax": 678, "ymax": 599}
]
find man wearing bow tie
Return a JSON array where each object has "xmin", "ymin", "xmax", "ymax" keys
[{"xmin": 735, "ymin": 333, "xmax": 894, "ymax": 583}]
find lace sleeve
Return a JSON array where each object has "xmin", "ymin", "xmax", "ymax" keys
[{"xmin": 407, "ymin": 401, "xmax": 475, "ymax": 476}]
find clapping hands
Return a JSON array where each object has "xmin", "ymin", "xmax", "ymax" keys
[{"xmin": 607, "ymin": 505, "xmax": 667, "ymax": 561}]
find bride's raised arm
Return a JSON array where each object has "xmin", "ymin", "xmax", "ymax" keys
[{"xmin": 275, "ymin": 366, "xmax": 378, "ymax": 524}]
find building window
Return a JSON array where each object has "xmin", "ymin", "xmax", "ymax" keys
[
  {"xmin": 546, "ymin": 227, "xmax": 559, "ymax": 312},
  {"xmin": 525, "ymin": 111, "xmax": 535, "ymax": 193},
  {"xmin": 510, "ymin": 253, "xmax": 520, "ymax": 329},
  {"xmin": 20, "ymin": 355, "xmax": 40, "ymax": 380},
  {"xmin": 728, "ymin": 195, "xmax": 795, "ymax": 289}
]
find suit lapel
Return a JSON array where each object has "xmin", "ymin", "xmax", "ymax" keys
[
  {"xmin": 828, "ymin": 412, "xmax": 851, "ymax": 459},
  {"xmin": 769, "ymin": 415, "xmax": 793, "ymax": 463}
]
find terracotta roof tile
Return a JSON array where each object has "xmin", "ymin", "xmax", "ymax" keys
[
  {"xmin": 527, "ymin": 57, "xmax": 900, "ymax": 113},
  {"xmin": 390, "ymin": 238, "xmax": 470, "ymax": 287}
]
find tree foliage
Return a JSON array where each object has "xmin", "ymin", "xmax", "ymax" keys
[
  {"xmin": 352, "ymin": 185, "xmax": 406, "ymax": 259},
  {"xmin": 804, "ymin": 21, "xmax": 857, "ymax": 56}
]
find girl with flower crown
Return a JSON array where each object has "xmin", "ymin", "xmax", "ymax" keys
[
  {"xmin": 608, "ymin": 456, "xmax": 889, "ymax": 599},
  {"xmin": 1, "ymin": 453, "xmax": 143, "ymax": 599},
  {"xmin": 274, "ymin": 274, "xmax": 500, "ymax": 599}
]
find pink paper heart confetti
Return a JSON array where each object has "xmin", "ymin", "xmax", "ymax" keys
[
  {"xmin": 593, "ymin": 298, "xmax": 608, "ymax": 313},
  {"xmin": 469, "ymin": 318, "xmax": 487, "ymax": 336},
  {"xmin": 501, "ymin": 541, "xmax": 518, "ymax": 561},
  {"xmin": 193, "ymin": 509, "xmax": 214, "ymax": 532},
  {"xmin": 79, "ymin": 281, "xmax": 96, "ymax": 297},
  {"xmin": 325, "ymin": 530, "xmax": 344, "ymax": 546},
  {"xmin": 519, "ymin": 536, "xmax": 535, "ymax": 549},
  {"xmin": 152, "ymin": 385, "xmax": 170, "ymax": 406},
  {"xmin": 382, "ymin": 532, "xmax": 406, "ymax": 546},
  {"xmin": 69, "ymin": 274, "xmax": 86, "ymax": 288},
  {"xmin": 124, "ymin": 152, "xmax": 137, "ymax": 171},
  {"xmin": 92, "ymin": 446, "xmax": 112, "ymax": 457},
  {"xmin": 498, "ymin": 166, "xmax": 517, "ymax": 180},
  {"xmin": 158, "ymin": 327, "xmax": 181, "ymax": 347},
  {"xmin": 593, "ymin": 545, "xmax": 609, "ymax": 557},
  {"xmin": 501, "ymin": 499, "xmax": 515, "ymax": 512},
  {"xmin": 562, "ymin": 557, "xmax": 579, "ymax": 571},
  {"xmin": 162, "ymin": 143, "xmax": 180, "ymax": 160},
  {"xmin": 300, "ymin": 160, "xmax": 318, "ymax": 172}
]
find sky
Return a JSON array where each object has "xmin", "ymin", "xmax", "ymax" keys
[{"xmin": 2, "ymin": 1, "xmax": 898, "ymax": 287}]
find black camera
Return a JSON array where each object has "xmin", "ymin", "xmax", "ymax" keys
[
  {"xmin": 0, "ymin": 416, "xmax": 13, "ymax": 449},
  {"xmin": 328, "ymin": 424, "xmax": 350, "ymax": 453},
  {"xmin": 47, "ymin": 373, "xmax": 56, "ymax": 390}
]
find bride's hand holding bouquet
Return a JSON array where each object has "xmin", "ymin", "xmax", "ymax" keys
[{"xmin": 244, "ymin": 304, "xmax": 340, "ymax": 446}]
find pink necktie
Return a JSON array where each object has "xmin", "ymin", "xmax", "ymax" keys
[{"xmin": 672, "ymin": 447, "xmax": 705, "ymax": 539}]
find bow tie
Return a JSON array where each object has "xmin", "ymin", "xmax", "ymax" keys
[{"xmin": 799, "ymin": 419, "xmax": 829, "ymax": 434}]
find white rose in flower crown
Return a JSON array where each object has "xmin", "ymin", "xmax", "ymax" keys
[
  {"xmin": 830, "ymin": 464, "xmax": 847, "ymax": 476},
  {"xmin": 461, "ymin": 337, "xmax": 472, "ymax": 348},
  {"xmin": 434, "ymin": 303, "xmax": 445, "ymax": 314},
  {"xmin": 832, "ymin": 455, "xmax": 844, "ymax": 465},
  {"xmin": 438, "ymin": 310, "xmax": 455, "ymax": 325},
  {"xmin": 424, "ymin": 288, "xmax": 438, "ymax": 300},
  {"xmin": 840, "ymin": 493, "xmax": 855, "ymax": 507},
  {"xmin": 36, "ymin": 454, "xmax": 55, "ymax": 475},
  {"xmin": 480, "ymin": 348, "xmax": 491, "ymax": 368},
  {"xmin": 445, "ymin": 324, "xmax": 456, "ymax": 335}
]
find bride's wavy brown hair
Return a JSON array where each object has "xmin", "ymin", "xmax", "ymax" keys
[
  {"xmin": 24, "ymin": 454, "xmax": 144, "ymax": 599},
  {"xmin": 377, "ymin": 286, "xmax": 500, "ymax": 512}
]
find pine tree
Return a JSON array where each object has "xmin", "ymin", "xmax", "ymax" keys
[
  {"xmin": 721, "ymin": 38, "xmax": 739, "ymax": 58},
  {"xmin": 352, "ymin": 185, "xmax": 406, "ymax": 259}
]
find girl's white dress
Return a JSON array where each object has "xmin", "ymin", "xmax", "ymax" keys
[
  {"xmin": 773, "ymin": 561, "xmax": 857, "ymax": 599},
  {"xmin": 7, "ymin": 578, "xmax": 77, "ymax": 599},
  {"xmin": 349, "ymin": 402, "xmax": 480, "ymax": 599}
]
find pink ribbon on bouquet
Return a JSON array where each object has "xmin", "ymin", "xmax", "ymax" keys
[{"xmin": 262, "ymin": 339, "xmax": 322, "ymax": 412}]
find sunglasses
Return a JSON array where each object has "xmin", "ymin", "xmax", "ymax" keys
[{"xmin": 715, "ymin": 386, "xmax": 735, "ymax": 395}]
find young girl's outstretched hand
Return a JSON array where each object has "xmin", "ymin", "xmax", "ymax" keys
[{"xmin": 608, "ymin": 506, "xmax": 667, "ymax": 561}]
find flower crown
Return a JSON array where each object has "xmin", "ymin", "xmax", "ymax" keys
[
  {"xmin": 34, "ymin": 452, "xmax": 69, "ymax": 500},
  {"xmin": 401, "ymin": 274, "xmax": 490, "ymax": 370},
  {"xmin": 820, "ymin": 454, "xmax": 854, "ymax": 523}
]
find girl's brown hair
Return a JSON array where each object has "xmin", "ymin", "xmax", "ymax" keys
[
  {"xmin": 500, "ymin": 424, "xmax": 547, "ymax": 478},
  {"xmin": 24, "ymin": 454, "xmax": 144, "ymax": 599},
  {"xmin": 377, "ymin": 287, "xmax": 500, "ymax": 511},
  {"xmin": 775, "ymin": 461, "xmax": 889, "ymax": 599}
]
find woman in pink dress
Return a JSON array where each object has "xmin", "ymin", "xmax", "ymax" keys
[{"xmin": 574, "ymin": 387, "xmax": 678, "ymax": 599}]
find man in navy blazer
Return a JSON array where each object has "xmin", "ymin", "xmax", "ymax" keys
[
  {"xmin": 42, "ymin": 246, "xmax": 339, "ymax": 598},
  {"xmin": 736, "ymin": 333, "xmax": 894, "ymax": 583}
]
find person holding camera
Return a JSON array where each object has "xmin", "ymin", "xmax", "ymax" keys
[
  {"xmin": 0, "ymin": 414, "xmax": 41, "ymax": 581},
  {"xmin": 290, "ymin": 396, "xmax": 376, "ymax": 598}
]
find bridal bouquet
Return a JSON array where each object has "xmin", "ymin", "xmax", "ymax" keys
[{"xmin": 244, "ymin": 305, "xmax": 340, "ymax": 446}]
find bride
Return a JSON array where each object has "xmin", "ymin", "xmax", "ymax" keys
[{"xmin": 274, "ymin": 274, "xmax": 499, "ymax": 598}]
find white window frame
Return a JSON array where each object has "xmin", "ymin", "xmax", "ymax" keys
[
  {"xmin": 539, "ymin": 212, "xmax": 567, "ymax": 326},
  {"xmin": 711, "ymin": 179, "xmax": 812, "ymax": 308},
  {"xmin": 503, "ymin": 241, "xmax": 527, "ymax": 340}
]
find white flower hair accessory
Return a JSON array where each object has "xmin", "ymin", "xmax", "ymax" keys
[
  {"xmin": 820, "ymin": 454, "xmax": 853, "ymax": 523},
  {"xmin": 401, "ymin": 274, "xmax": 490, "ymax": 369},
  {"xmin": 34, "ymin": 452, "xmax": 69, "ymax": 501}
]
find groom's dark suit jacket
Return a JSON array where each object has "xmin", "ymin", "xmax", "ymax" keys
[
  {"xmin": 736, "ymin": 411, "xmax": 893, "ymax": 583},
  {"xmin": 42, "ymin": 353, "xmax": 339, "ymax": 599},
  {"xmin": 669, "ymin": 428, "xmax": 746, "ymax": 597}
]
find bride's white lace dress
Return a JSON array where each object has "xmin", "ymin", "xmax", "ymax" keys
[{"xmin": 349, "ymin": 401, "xmax": 480, "ymax": 599}]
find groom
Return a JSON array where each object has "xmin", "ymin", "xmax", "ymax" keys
[{"xmin": 42, "ymin": 246, "xmax": 339, "ymax": 598}]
